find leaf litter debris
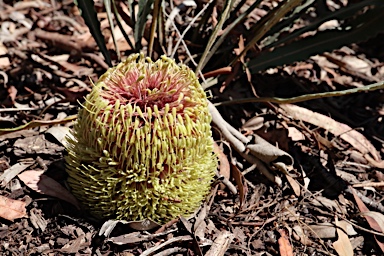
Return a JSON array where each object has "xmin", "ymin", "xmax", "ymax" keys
[{"xmin": 0, "ymin": 0, "xmax": 384, "ymax": 255}]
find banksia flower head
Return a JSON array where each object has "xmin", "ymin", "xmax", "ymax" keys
[{"xmin": 65, "ymin": 54, "xmax": 217, "ymax": 223}]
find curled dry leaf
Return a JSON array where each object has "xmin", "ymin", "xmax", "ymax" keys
[
  {"xmin": 45, "ymin": 126, "xmax": 72, "ymax": 147},
  {"xmin": 231, "ymin": 163, "xmax": 247, "ymax": 210},
  {"xmin": 241, "ymin": 116, "xmax": 264, "ymax": 131},
  {"xmin": 107, "ymin": 231, "xmax": 149, "ymax": 245},
  {"xmin": 285, "ymin": 174, "xmax": 301, "ymax": 197},
  {"xmin": 18, "ymin": 170, "xmax": 81, "ymax": 209},
  {"xmin": 0, "ymin": 195, "xmax": 27, "ymax": 221}
]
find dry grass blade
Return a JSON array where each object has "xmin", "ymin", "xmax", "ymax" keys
[
  {"xmin": 76, "ymin": 0, "xmax": 112, "ymax": 66},
  {"xmin": 0, "ymin": 115, "xmax": 77, "ymax": 136},
  {"xmin": 104, "ymin": 0, "xmax": 120, "ymax": 60},
  {"xmin": 148, "ymin": 0, "xmax": 162, "ymax": 57},
  {"xmin": 195, "ymin": 0, "xmax": 236, "ymax": 73},
  {"xmin": 204, "ymin": 0, "xmax": 263, "ymax": 68},
  {"xmin": 135, "ymin": 0, "xmax": 155, "ymax": 50}
]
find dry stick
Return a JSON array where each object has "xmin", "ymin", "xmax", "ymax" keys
[
  {"xmin": 216, "ymin": 170, "xmax": 237, "ymax": 195},
  {"xmin": 0, "ymin": 107, "xmax": 41, "ymax": 112},
  {"xmin": 164, "ymin": 10, "xmax": 208, "ymax": 86},
  {"xmin": 0, "ymin": 115, "xmax": 77, "ymax": 136},
  {"xmin": 140, "ymin": 235, "xmax": 192, "ymax": 256},
  {"xmin": 82, "ymin": 53, "xmax": 109, "ymax": 70},
  {"xmin": 154, "ymin": 218, "xmax": 179, "ymax": 234},
  {"xmin": 152, "ymin": 247, "xmax": 187, "ymax": 256},
  {"xmin": 209, "ymin": 101, "xmax": 279, "ymax": 184},
  {"xmin": 169, "ymin": 0, "xmax": 214, "ymax": 58},
  {"xmin": 345, "ymin": 186, "xmax": 384, "ymax": 213},
  {"xmin": 240, "ymin": 151, "xmax": 282, "ymax": 186},
  {"xmin": 353, "ymin": 181, "xmax": 384, "ymax": 188},
  {"xmin": 208, "ymin": 102, "xmax": 246, "ymax": 153},
  {"xmin": 34, "ymin": 28, "xmax": 83, "ymax": 54},
  {"xmin": 225, "ymin": 121, "xmax": 250, "ymax": 144}
]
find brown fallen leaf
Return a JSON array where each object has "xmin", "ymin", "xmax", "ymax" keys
[
  {"xmin": 213, "ymin": 142, "xmax": 230, "ymax": 181},
  {"xmin": 7, "ymin": 85, "xmax": 17, "ymax": 105},
  {"xmin": 0, "ymin": 195, "xmax": 27, "ymax": 221},
  {"xmin": 351, "ymin": 186, "xmax": 384, "ymax": 252},
  {"xmin": 18, "ymin": 170, "xmax": 81, "ymax": 209},
  {"xmin": 0, "ymin": 162, "xmax": 32, "ymax": 186},
  {"xmin": 231, "ymin": 163, "xmax": 247, "ymax": 210},
  {"xmin": 0, "ymin": 43, "xmax": 10, "ymax": 69},
  {"xmin": 280, "ymin": 104, "xmax": 383, "ymax": 165},
  {"xmin": 351, "ymin": 186, "xmax": 382, "ymax": 232},
  {"xmin": 278, "ymin": 228, "xmax": 294, "ymax": 256},
  {"xmin": 333, "ymin": 217, "xmax": 354, "ymax": 256},
  {"xmin": 285, "ymin": 174, "xmax": 301, "ymax": 197}
]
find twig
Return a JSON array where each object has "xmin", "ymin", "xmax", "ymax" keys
[
  {"xmin": 208, "ymin": 101, "xmax": 280, "ymax": 184},
  {"xmin": 341, "ymin": 218, "xmax": 384, "ymax": 237},
  {"xmin": 0, "ymin": 107, "xmax": 41, "ymax": 112},
  {"xmin": 170, "ymin": 0, "xmax": 214, "ymax": 58},
  {"xmin": 352, "ymin": 182, "xmax": 384, "ymax": 188},
  {"xmin": 34, "ymin": 28, "xmax": 82, "ymax": 54},
  {"xmin": 208, "ymin": 101, "xmax": 246, "ymax": 152},
  {"xmin": 346, "ymin": 186, "xmax": 384, "ymax": 213},
  {"xmin": 154, "ymin": 218, "xmax": 179, "ymax": 234},
  {"xmin": 216, "ymin": 171, "xmax": 237, "ymax": 195},
  {"xmin": 140, "ymin": 235, "xmax": 192, "ymax": 256},
  {"xmin": 82, "ymin": 53, "xmax": 109, "ymax": 70},
  {"xmin": 152, "ymin": 247, "xmax": 187, "ymax": 256},
  {"xmin": 240, "ymin": 152, "xmax": 282, "ymax": 185}
]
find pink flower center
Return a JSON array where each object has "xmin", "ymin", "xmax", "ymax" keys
[{"xmin": 99, "ymin": 66, "xmax": 195, "ymax": 115}]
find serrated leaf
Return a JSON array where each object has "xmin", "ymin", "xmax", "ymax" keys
[
  {"xmin": 104, "ymin": 0, "xmax": 120, "ymax": 60},
  {"xmin": 263, "ymin": 0, "xmax": 383, "ymax": 49},
  {"xmin": 76, "ymin": 0, "xmax": 112, "ymax": 66},
  {"xmin": 247, "ymin": 7, "xmax": 384, "ymax": 73},
  {"xmin": 134, "ymin": 0, "xmax": 155, "ymax": 50}
]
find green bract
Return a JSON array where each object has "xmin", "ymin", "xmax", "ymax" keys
[{"xmin": 65, "ymin": 54, "xmax": 217, "ymax": 223}]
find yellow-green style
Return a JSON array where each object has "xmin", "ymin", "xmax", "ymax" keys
[{"xmin": 65, "ymin": 54, "xmax": 217, "ymax": 223}]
